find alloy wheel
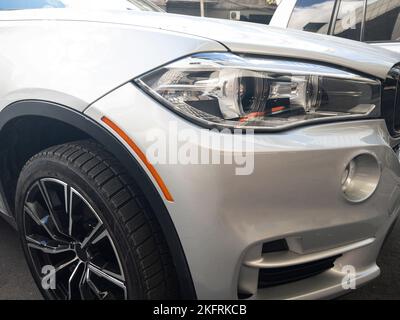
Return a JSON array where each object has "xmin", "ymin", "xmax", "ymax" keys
[{"xmin": 23, "ymin": 178, "xmax": 127, "ymax": 300}]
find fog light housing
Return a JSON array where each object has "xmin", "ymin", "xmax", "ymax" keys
[{"xmin": 341, "ymin": 153, "xmax": 380, "ymax": 203}]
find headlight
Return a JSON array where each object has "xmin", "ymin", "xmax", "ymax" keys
[{"xmin": 136, "ymin": 53, "xmax": 381, "ymax": 131}]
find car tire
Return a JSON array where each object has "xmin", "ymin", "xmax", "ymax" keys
[{"xmin": 15, "ymin": 140, "xmax": 179, "ymax": 300}]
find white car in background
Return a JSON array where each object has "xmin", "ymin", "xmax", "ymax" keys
[{"xmin": 271, "ymin": 0, "xmax": 400, "ymax": 53}]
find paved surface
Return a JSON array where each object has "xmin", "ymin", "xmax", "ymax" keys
[
  {"xmin": 0, "ymin": 217, "xmax": 399, "ymax": 300},
  {"xmin": 0, "ymin": 219, "xmax": 41, "ymax": 300}
]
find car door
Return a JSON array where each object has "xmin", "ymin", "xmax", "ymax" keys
[
  {"xmin": 332, "ymin": 0, "xmax": 400, "ymax": 53},
  {"xmin": 270, "ymin": 0, "xmax": 336, "ymax": 35},
  {"xmin": 270, "ymin": 0, "xmax": 400, "ymax": 53},
  {"xmin": 361, "ymin": 0, "xmax": 400, "ymax": 53}
]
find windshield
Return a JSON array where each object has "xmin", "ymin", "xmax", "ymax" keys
[{"xmin": 0, "ymin": 0, "xmax": 162, "ymax": 11}]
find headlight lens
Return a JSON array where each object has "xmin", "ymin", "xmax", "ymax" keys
[{"xmin": 136, "ymin": 53, "xmax": 381, "ymax": 130}]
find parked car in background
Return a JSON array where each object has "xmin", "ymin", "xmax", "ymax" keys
[
  {"xmin": 0, "ymin": 0, "xmax": 400, "ymax": 300},
  {"xmin": 270, "ymin": 0, "xmax": 400, "ymax": 53}
]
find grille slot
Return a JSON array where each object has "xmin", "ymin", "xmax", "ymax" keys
[
  {"xmin": 395, "ymin": 81, "xmax": 400, "ymax": 132},
  {"xmin": 257, "ymin": 255, "xmax": 340, "ymax": 289},
  {"xmin": 383, "ymin": 67, "xmax": 400, "ymax": 135}
]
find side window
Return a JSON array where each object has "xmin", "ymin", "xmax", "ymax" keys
[
  {"xmin": 364, "ymin": 0, "xmax": 400, "ymax": 41},
  {"xmin": 332, "ymin": 0, "xmax": 364, "ymax": 41},
  {"xmin": 287, "ymin": 0, "xmax": 335, "ymax": 35}
]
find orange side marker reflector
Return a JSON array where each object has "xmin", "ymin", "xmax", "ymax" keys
[{"xmin": 101, "ymin": 116, "xmax": 174, "ymax": 202}]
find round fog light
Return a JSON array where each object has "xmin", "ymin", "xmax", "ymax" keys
[{"xmin": 341, "ymin": 153, "xmax": 380, "ymax": 203}]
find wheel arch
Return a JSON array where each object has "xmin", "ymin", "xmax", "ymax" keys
[{"xmin": 0, "ymin": 100, "xmax": 196, "ymax": 299}]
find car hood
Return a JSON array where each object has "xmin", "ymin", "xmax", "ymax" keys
[{"xmin": 2, "ymin": 9, "xmax": 399, "ymax": 79}]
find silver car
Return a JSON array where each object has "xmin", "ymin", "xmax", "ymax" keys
[{"xmin": 0, "ymin": 0, "xmax": 399, "ymax": 300}]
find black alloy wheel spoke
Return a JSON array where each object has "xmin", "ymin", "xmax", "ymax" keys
[{"xmin": 24, "ymin": 178, "xmax": 127, "ymax": 300}]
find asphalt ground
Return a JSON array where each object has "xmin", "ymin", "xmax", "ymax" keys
[{"xmin": 0, "ymin": 217, "xmax": 399, "ymax": 300}]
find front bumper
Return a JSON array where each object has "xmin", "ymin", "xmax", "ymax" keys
[{"xmin": 86, "ymin": 82, "xmax": 400, "ymax": 300}]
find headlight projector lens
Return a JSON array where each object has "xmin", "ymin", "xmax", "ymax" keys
[{"xmin": 341, "ymin": 153, "xmax": 381, "ymax": 203}]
